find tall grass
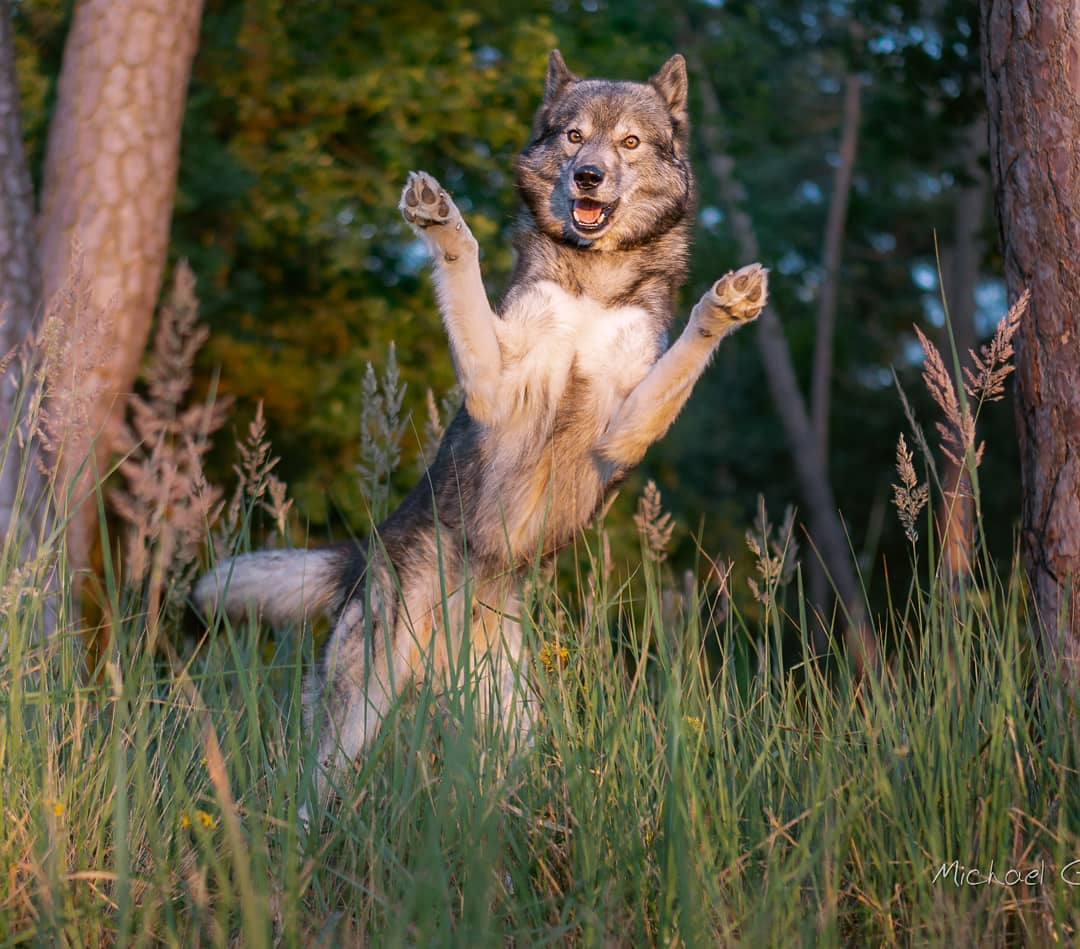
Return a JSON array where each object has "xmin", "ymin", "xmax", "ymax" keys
[{"xmin": 1, "ymin": 283, "xmax": 1077, "ymax": 945}]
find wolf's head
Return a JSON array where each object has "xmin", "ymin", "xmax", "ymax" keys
[{"xmin": 515, "ymin": 50, "xmax": 694, "ymax": 252}]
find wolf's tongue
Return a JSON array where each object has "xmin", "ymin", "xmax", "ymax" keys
[{"xmin": 573, "ymin": 199, "xmax": 604, "ymax": 225}]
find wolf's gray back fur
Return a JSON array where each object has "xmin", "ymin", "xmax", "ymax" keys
[{"xmin": 194, "ymin": 50, "xmax": 768, "ymax": 825}]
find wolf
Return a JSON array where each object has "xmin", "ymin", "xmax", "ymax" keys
[{"xmin": 195, "ymin": 49, "xmax": 767, "ymax": 818}]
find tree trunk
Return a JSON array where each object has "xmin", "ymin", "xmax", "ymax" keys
[
  {"xmin": 0, "ymin": 2, "xmax": 50, "ymax": 578},
  {"xmin": 938, "ymin": 117, "xmax": 986, "ymax": 579},
  {"xmin": 810, "ymin": 73, "xmax": 862, "ymax": 457},
  {"xmin": 808, "ymin": 72, "xmax": 862, "ymax": 642},
  {"xmin": 685, "ymin": 47, "xmax": 875, "ymax": 670},
  {"xmin": 37, "ymin": 0, "xmax": 204, "ymax": 575},
  {"xmin": 980, "ymin": 0, "xmax": 1080, "ymax": 678}
]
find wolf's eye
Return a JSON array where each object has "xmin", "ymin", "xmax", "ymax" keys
[
  {"xmin": 622, "ymin": 135, "xmax": 640, "ymax": 149},
  {"xmin": 567, "ymin": 129, "xmax": 583, "ymax": 144}
]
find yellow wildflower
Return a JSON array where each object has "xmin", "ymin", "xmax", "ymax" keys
[
  {"xmin": 538, "ymin": 642, "xmax": 570, "ymax": 672},
  {"xmin": 684, "ymin": 716, "xmax": 703, "ymax": 735},
  {"xmin": 51, "ymin": 801, "xmax": 64, "ymax": 817},
  {"xmin": 181, "ymin": 809, "xmax": 219, "ymax": 830}
]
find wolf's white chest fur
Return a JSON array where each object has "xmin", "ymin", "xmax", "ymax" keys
[{"xmin": 493, "ymin": 280, "xmax": 659, "ymax": 427}]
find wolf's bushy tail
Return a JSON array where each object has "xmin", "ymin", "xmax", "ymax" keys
[{"xmin": 194, "ymin": 546, "xmax": 349, "ymax": 626}]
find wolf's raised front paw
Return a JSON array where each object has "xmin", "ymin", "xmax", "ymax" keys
[
  {"xmin": 399, "ymin": 171, "xmax": 476, "ymax": 261},
  {"xmin": 400, "ymin": 171, "xmax": 454, "ymax": 227},
  {"xmin": 694, "ymin": 263, "xmax": 768, "ymax": 336},
  {"xmin": 710, "ymin": 263, "xmax": 768, "ymax": 321}
]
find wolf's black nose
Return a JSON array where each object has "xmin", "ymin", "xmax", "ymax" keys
[{"xmin": 573, "ymin": 165, "xmax": 604, "ymax": 190}]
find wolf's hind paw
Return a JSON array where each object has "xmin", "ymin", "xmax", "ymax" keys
[
  {"xmin": 400, "ymin": 171, "xmax": 455, "ymax": 228},
  {"xmin": 709, "ymin": 263, "xmax": 768, "ymax": 322}
]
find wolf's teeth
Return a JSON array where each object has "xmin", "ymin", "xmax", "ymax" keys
[{"xmin": 570, "ymin": 194, "xmax": 620, "ymax": 233}]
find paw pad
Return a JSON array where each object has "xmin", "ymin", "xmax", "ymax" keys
[
  {"xmin": 400, "ymin": 171, "xmax": 454, "ymax": 228},
  {"xmin": 712, "ymin": 263, "xmax": 768, "ymax": 321}
]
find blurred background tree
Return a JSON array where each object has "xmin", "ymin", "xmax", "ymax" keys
[{"xmin": 10, "ymin": 0, "xmax": 1020, "ymax": 623}]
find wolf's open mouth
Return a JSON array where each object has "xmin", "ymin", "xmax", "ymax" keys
[{"xmin": 572, "ymin": 198, "xmax": 617, "ymax": 232}]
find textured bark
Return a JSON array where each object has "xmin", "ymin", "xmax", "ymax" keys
[
  {"xmin": 980, "ymin": 0, "xmax": 1080, "ymax": 677},
  {"xmin": 0, "ymin": 2, "xmax": 49, "ymax": 564},
  {"xmin": 37, "ymin": 0, "xmax": 204, "ymax": 573},
  {"xmin": 686, "ymin": 48, "xmax": 874, "ymax": 669},
  {"xmin": 938, "ymin": 118, "xmax": 986, "ymax": 579}
]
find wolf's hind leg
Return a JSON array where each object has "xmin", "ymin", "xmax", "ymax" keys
[
  {"xmin": 598, "ymin": 264, "xmax": 768, "ymax": 467},
  {"xmin": 400, "ymin": 171, "xmax": 502, "ymax": 424},
  {"xmin": 300, "ymin": 592, "xmax": 404, "ymax": 825},
  {"xmin": 471, "ymin": 591, "xmax": 536, "ymax": 753}
]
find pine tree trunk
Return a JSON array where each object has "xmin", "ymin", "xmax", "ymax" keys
[
  {"xmin": 36, "ymin": 0, "xmax": 204, "ymax": 574},
  {"xmin": 980, "ymin": 0, "xmax": 1080, "ymax": 678}
]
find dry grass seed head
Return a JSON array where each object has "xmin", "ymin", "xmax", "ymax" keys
[
  {"xmin": 111, "ymin": 262, "xmax": 228, "ymax": 591},
  {"xmin": 914, "ymin": 325, "xmax": 980, "ymax": 469},
  {"xmin": 746, "ymin": 495, "xmax": 799, "ymax": 603},
  {"xmin": 963, "ymin": 287, "xmax": 1029, "ymax": 404},
  {"xmin": 892, "ymin": 433, "xmax": 929, "ymax": 544},
  {"xmin": 264, "ymin": 475, "xmax": 293, "ymax": 538},
  {"xmin": 420, "ymin": 384, "xmax": 463, "ymax": 469},
  {"xmin": 357, "ymin": 344, "xmax": 410, "ymax": 521},
  {"xmin": 146, "ymin": 260, "xmax": 207, "ymax": 410},
  {"xmin": 235, "ymin": 401, "xmax": 273, "ymax": 497},
  {"xmin": 634, "ymin": 479, "xmax": 674, "ymax": 562},
  {"xmin": 217, "ymin": 400, "xmax": 292, "ymax": 551}
]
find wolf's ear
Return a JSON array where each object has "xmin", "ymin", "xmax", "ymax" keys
[
  {"xmin": 544, "ymin": 49, "xmax": 578, "ymax": 104},
  {"xmin": 650, "ymin": 54, "xmax": 689, "ymax": 116}
]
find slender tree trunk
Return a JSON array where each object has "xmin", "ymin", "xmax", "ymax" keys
[
  {"xmin": 37, "ymin": 0, "xmax": 204, "ymax": 575},
  {"xmin": 980, "ymin": 0, "xmax": 1080, "ymax": 679},
  {"xmin": 811, "ymin": 73, "xmax": 862, "ymax": 456},
  {"xmin": 938, "ymin": 117, "xmax": 986, "ymax": 579},
  {"xmin": 807, "ymin": 72, "xmax": 862, "ymax": 640},
  {"xmin": 0, "ymin": 3, "xmax": 50, "ymax": 585},
  {"xmin": 686, "ymin": 47, "xmax": 875, "ymax": 670}
]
